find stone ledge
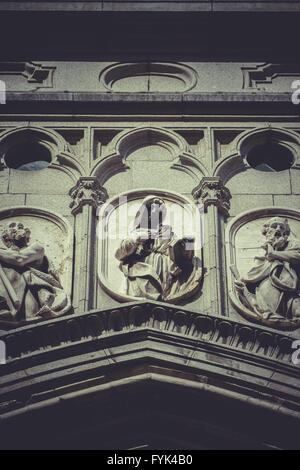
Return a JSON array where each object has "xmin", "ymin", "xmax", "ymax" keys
[
  {"xmin": 0, "ymin": 301, "xmax": 298, "ymax": 365},
  {"xmin": 4, "ymin": 91, "xmax": 293, "ymax": 103},
  {"xmin": 1, "ymin": 1, "xmax": 300, "ymax": 12},
  {"xmin": 0, "ymin": 331, "xmax": 299, "ymax": 432},
  {"xmin": 0, "ymin": 303, "xmax": 299, "ymax": 442}
]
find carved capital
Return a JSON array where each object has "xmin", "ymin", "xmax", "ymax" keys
[
  {"xmin": 192, "ymin": 177, "xmax": 231, "ymax": 216},
  {"xmin": 69, "ymin": 177, "xmax": 108, "ymax": 215}
]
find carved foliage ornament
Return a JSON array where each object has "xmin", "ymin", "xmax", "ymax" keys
[
  {"xmin": 69, "ymin": 177, "xmax": 108, "ymax": 215},
  {"xmin": 193, "ymin": 177, "xmax": 231, "ymax": 216}
]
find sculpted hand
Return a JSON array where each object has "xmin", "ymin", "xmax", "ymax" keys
[
  {"xmin": 234, "ymin": 280, "xmax": 245, "ymax": 289},
  {"xmin": 266, "ymin": 250, "xmax": 277, "ymax": 261}
]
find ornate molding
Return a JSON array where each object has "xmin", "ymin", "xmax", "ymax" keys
[
  {"xmin": 192, "ymin": 177, "xmax": 231, "ymax": 216},
  {"xmin": 69, "ymin": 177, "xmax": 108, "ymax": 215},
  {"xmin": 242, "ymin": 62, "xmax": 300, "ymax": 90},
  {"xmin": 0, "ymin": 62, "xmax": 55, "ymax": 90},
  {"xmin": 91, "ymin": 126, "xmax": 206, "ymax": 185},
  {"xmin": 0, "ymin": 126, "xmax": 84, "ymax": 180},
  {"xmin": 1, "ymin": 301, "xmax": 297, "ymax": 366},
  {"xmin": 99, "ymin": 62, "xmax": 197, "ymax": 93}
]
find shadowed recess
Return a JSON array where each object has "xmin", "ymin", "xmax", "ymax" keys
[
  {"xmin": 5, "ymin": 142, "xmax": 52, "ymax": 171},
  {"xmin": 247, "ymin": 143, "xmax": 294, "ymax": 172}
]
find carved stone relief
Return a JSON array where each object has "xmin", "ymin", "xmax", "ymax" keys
[
  {"xmin": 99, "ymin": 62, "xmax": 197, "ymax": 93},
  {"xmin": 227, "ymin": 208, "xmax": 300, "ymax": 329},
  {"xmin": 0, "ymin": 209, "xmax": 72, "ymax": 328},
  {"xmin": 0, "ymin": 62, "xmax": 55, "ymax": 91},
  {"xmin": 69, "ymin": 177, "xmax": 108, "ymax": 215},
  {"xmin": 192, "ymin": 177, "xmax": 231, "ymax": 216},
  {"xmin": 98, "ymin": 191, "xmax": 203, "ymax": 304},
  {"xmin": 242, "ymin": 63, "xmax": 300, "ymax": 92},
  {"xmin": 91, "ymin": 126, "xmax": 205, "ymax": 196}
]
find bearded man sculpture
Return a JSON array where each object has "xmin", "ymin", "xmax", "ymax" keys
[
  {"xmin": 234, "ymin": 217, "xmax": 300, "ymax": 327},
  {"xmin": 115, "ymin": 196, "xmax": 202, "ymax": 303},
  {"xmin": 0, "ymin": 222, "xmax": 70, "ymax": 325}
]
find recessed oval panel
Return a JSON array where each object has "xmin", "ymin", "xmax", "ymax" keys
[
  {"xmin": 100, "ymin": 62, "xmax": 197, "ymax": 93},
  {"xmin": 97, "ymin": 190, "xmax": 203, "ymax": 304}
]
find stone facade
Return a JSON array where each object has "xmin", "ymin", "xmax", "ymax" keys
[{"xmin": 0, "ymin": 3, "xmax": 299, "ymax": 450}]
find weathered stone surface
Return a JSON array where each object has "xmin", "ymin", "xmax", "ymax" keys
[
  {"xmin": 274, "ymin": 195, "xmax": 300, "ymax": 211},
  {"xmin": 230, "ymin": 195, "xmax": 273, "ymax": 216},
  {"xmin": 226, "ymin": 168, "xmax": 291, "ymax": 195},
  {"xmin": 8, "ymin": 168, "xmax": 73, "ymax": 195},
  {"xmin": 0, "ymin": 194, "xmax": 26, "ymax": 207},
  {"xmin": 26, "ymin": 195, "xmax": 71, "ymax": 217},
  {"xmin": 291, "ymin": 169, "xmax": 300, "ymax": 194},
  {"xmin": 1, "ymin": 5, "xmax": 300, "ymax": 450},
  {"xmin": 1, "ymin": 1, "xmax": 300, "ymax": 12},
  {"xmin": 5, "ymin": 91, "xmax": 295, "ymax": 103},
  {"xmin": 0, "ymin": 172, "xmax": 9, "ymax": 194}
]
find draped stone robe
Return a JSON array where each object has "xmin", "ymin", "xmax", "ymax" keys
[
  {"xmin": 116, "ymin": 224, "xmax": 201, "ymax": 302},
  {"xmin": 237, "ymin": 240, "xmax": 300, "ymax": 320}
]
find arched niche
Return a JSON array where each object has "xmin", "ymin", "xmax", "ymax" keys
[
  {"xmin": 97, "ymin": 189, "xmax": 203, "ymax": 304},
  {"xmin": 0, "ymin": 206, "xmax": 73, "ymax": 305},
  {"xmin": 213, "ymin": 127, "xmax": 300, "ymax": 184},
  {"xmin": 91, "ymin": 126, "xmax": 206, "ymax": 194},
  {"xmin": 226, "ymin": 207, "xmax": 300, "ymax": 330},
  {"xmin": 0, "ymin": 126, "xmax": 84, "ymax": 187}
]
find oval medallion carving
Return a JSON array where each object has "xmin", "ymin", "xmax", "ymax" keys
[
  {"xmin": 97, "ymin": 190, "xmax": 203, "ymax": 304},
  {"xmin": 100, "ymin": 62, "xmax": 197, "ymax": 93},
  {"xmin": 226, "ymin": 208, "xmax": 300, "ymax": 330}
]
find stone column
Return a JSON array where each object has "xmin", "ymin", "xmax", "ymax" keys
[
  {"xmin": 69, "ymin": 177, "xmax": 108, "ymax": 314},
  {"xmin": 193, "ymin": 177, "xmax": 231, "ymax": 316}
]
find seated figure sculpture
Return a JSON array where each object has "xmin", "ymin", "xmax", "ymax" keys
[
  {"xmin": 0, "ymin": 222, "xmax": 71, "ymax": 325},
  {"xmin": 115, "ymin": 196, "xmax": 202, "ymax": 303},
  {"xmin": 234, "ymin": 217, "xmax": 300, "ymax": 327}
]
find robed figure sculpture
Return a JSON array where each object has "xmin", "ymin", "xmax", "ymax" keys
[
  {"xmin": 115, "ymin": 196, "xmax": 202, "ymax": 303},
  {"xmin": 234, "ymin": 217, "xmax": 300, "ymax": 327}
]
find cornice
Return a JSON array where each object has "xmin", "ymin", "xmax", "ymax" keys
[{"xmin": 1, "ymin": 301, "xmax": 298, "ymax": 367}]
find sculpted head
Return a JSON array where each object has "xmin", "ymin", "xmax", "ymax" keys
[
  {"xmin": 134, "ymin": 196, "xmax": 167, "ymax": 231},
  {"xmin": 262, "ymin": 217, "xmax": 290, "ymax": 249},
  {"xmin": 2, "ymin": 222, "xmax": 31, "ymax": 248}
]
